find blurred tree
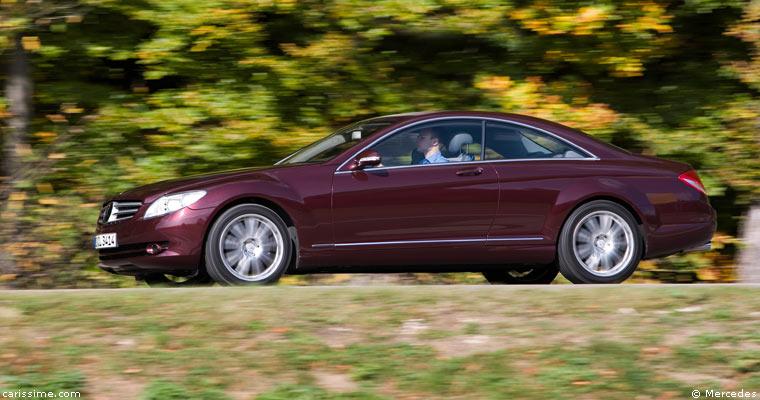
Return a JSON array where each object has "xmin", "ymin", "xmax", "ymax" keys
[
  {"xmin": 1, "ymin": 0, "xmax": 86, "ymax": 280},
  {"xmin": 727, "ymin": 0, "xmax": 760, "ymax": 281},
  {"xmin": 1, "ymin": 35, "xmax": 32, "ymax": 278}
]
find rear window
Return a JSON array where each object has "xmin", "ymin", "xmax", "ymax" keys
[{"xmin": 484, "ymin": 122, "xmax": 590, "ymax": 160}]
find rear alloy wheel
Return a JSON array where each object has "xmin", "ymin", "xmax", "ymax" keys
[
  {"xmin": 558, "ymin": 200, "xmax": 643, "ymax": 284},
  {"xmin": 205, "ymin": 204, "xmax": 292, "ymax": 285},
  {"xmin": 141, "ymin": 268, "xmax": 213, "ymax": 287},
  {"xmin": 482, "ymin": 263, "xmax": 559, "ymax": 284}
]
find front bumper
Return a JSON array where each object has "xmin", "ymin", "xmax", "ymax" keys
[{"xmin": 96, "ymin": 206, "xmax": 215, "ymax": 276}]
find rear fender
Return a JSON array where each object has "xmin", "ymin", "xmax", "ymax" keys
[{"xmin": 544, "ymin": 177, "xmax": 658, "ymax": 245}]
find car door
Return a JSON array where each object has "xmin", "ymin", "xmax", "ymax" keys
[
  {"xmin": 483, "ymin": 120, "xmax": 596, "ymax": 245},
  {"xmin": 329, "ymin": 119, "xmax": 499, "ymax": 253}
]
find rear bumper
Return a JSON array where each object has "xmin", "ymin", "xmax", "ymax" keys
[
  {"xmin": 644, "ymin": 205, "xmax": 717, "ymax": 259},
  {"xmin": 682, "ymin": 242, "xmax": 711, "ymax": 253},
  {"xmin": 95, "ymin": 206, "xmax": 215, "ymax": 276}
]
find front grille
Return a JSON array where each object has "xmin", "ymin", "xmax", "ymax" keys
[{"xmin": 99, "ymin": 201, "xmax": 142, "ymax": 224}]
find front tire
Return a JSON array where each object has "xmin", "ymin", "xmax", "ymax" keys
[
  {"xmin": 557, "ymin": 200, "xmax": 643, "ymax": 284},
  {"xmin": 204, "ymin": 204, "xmax": 292, "ymax": 285},
  {"xmin": 482, "ymin": 264, "xmax": 559, "ymax": 284},
  {"xmin": 141, "ymin": 268, "xmax": 213, "ymax": 287}
]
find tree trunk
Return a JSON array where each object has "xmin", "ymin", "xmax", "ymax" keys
[
  {"xmin": 0, "ymin": 35, "xmax": 32, "ymax": 279},
  {"xmin": 738, "ymin": 201, "xmax": 760, "ymax": 283},
  {"xmin": 3, "ymin": 35, "xmax": 32, "ymax": 180}
]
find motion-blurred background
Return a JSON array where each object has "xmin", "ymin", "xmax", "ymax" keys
[{"xmin": 1, "ymin": 0, "xmax": 758, "ymax": 288}]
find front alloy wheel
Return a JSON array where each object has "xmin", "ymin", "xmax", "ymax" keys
[
  {"xmin": 558, "ymin": 200, "xmax": 643, "ymax": 283},
  {"xmin": 205, "ymin": 204, "xmax": 292, "ymax": 285}
]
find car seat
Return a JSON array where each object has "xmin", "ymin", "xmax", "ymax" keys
[{"xmin": 446, "ymin": 132, "xmax": 475, "ymax": 162}]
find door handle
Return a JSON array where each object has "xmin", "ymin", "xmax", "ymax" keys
[{"xmin": 456, "ymin": 167, "xmax": 484, "ymax": 176}]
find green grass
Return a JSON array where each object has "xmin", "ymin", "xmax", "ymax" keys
[{"xmin": 0, "ymin": 285, "xmax": 759, "ymax": 399}]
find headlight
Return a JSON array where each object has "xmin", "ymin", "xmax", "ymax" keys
[{"xmin": 144, "ymin": 190, "xmax": 206, "ymax": 219}]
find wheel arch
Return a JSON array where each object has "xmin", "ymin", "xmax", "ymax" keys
[
  {"xmin": 199, "ymin": 196, "xmax": 299, "ymax": 275},
  {"xmin": 556, "ymin": 195, "xmax": 647, "ymax": 256}
]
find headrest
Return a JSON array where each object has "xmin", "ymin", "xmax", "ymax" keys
[{"xmin": 448, "ymin": 132, "xmax": 473, "ymax": 154}]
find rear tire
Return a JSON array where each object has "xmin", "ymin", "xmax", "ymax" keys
[
  {"xmin": 557, "ymin": 200, "xmax": 643, "ymax": 284},
  {"xmin": 482, "ymin": 263, "xmax": 559, "ymax": 284},
  {"xmin": 204, "ymin": 204, "xmax": 292, "ymax": 285}
]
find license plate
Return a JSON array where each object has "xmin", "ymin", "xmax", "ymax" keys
[{"xmin": 95, "ymin": 233, "xmax": 117, "ymax": 249}]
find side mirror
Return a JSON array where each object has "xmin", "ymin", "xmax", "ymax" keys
[{"xmin": 348, "ymin": 149, "xmax": 382, "ymax": 171}]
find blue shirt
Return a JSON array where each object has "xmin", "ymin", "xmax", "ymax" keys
[{"xmin": 419, "ymin": 151, "xmax": 449, "ymax": 165}]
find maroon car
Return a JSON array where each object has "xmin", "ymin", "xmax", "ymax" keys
[{"xmin": 95, "ymin": 111, "xmax": 715, "ymax": 285}]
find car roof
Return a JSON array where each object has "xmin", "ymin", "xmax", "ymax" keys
[
  {"xmin": 378, "ymin": 111, "xmax": 589, "ymax": 140},
  {"xmin": 386, "ymin": 110, "xmax": 562, "ymax": 126},
  {"xmin": 376, "ymin": 111, "xmax": 577, "ymax": 132}
]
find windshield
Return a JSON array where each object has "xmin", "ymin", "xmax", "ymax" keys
[{"xmin": 277, "ymin": 118, "xmax": 398, "ymax": 164}]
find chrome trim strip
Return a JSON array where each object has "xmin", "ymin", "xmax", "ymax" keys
[
  {"xmin": 682, "ymin": 242, "xmax": 711, "ymax": 253},
  {"xmin": 487, "ymin": 237, "xmax": 544, "ymax": 242},
  {"xmin": 336, "ymin": 238, "xmax": 483, "ymax": 247},
  {"xmin": 334, "ymin": 157, "xmax": 598, "ymax": 174},
  {"xmin": 311, "ymin": 237, "xmax": 543, "ymax": 248},
  {"xmin": 334, "ymin": 116, "xmax": 600, "ymax": 174},
  {"xmin": 274, "ymin": 150, "xmax": 298, "ymax": 165},
  {"xmin": 114, "ymin": 202, "xmax": 142, "ymax": 207}
]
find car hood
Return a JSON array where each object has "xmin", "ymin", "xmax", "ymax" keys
[{"xmin": 112, "ymin": 166, "xmax": 275, "ymax": 203}]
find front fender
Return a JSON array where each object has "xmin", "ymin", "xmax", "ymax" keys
[{"xmin": 187, "ymin": 166, "xmax": 334, "ymax": 263}]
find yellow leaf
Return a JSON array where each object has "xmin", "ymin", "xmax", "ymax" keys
[
  {"xmin": 8, "ymin": 192, "xmax": 26, "ymax": 201},
  {"xmin": 190, "ymin": 43, "xmax": 209, "ymax": 52},
  {"xmin": 76, "ymin": 159, "xmax": 98, "ymax": 167},
  {"xmin": 696, "ymin": 268, "xmax": 720, "ymax": 281},
  {"xmin": 62, "ymin": 105, "xmax": 83, "ymax": 114},
  {"xmin": 191, "ymin": 25, "xmax": 215, "ymax": 35},
  {"xmin": 21, "ymin": 36, "xmax": 40, "ymax": 50},
  {"xmin": 117, "ymin": 157, "xmax": 135, "ymax": 168},
  {"xmin": 38, "ymin": 198, "xmax": 58, "ymax": 205},
  {"xmin": 48, "ymin": 153, "xmax": 66, "ymax": 159},
  {"xmin": 46, "ymin": 114, "xmax": 67, "ymax": 123},
  {"xmin": 36, "ymin": 183, "xmax": 54, "ymax": 194}
]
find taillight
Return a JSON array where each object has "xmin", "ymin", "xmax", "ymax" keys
[{"xmin": 678, "ymin": 170, "xmax": 707, "ymax": 195}]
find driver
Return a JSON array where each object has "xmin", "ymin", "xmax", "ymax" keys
[{"xmin": 414, "ymin": 127, "xmax": 449, "ymax": 165}]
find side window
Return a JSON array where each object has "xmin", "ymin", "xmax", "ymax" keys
[
  {"xmin": 369, "ymin": 120, "xmax": 483, "ymax": 168},
  {"xmin": 484, "ymin": 122, "xmax": 589, "ymax": 160}
]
